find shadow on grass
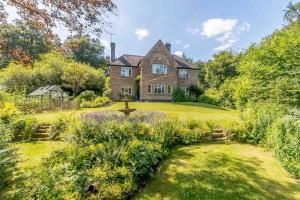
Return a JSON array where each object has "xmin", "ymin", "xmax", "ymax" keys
[
  {"xmin": 172, "ymin": 102, "xmax": 229, "ymax": 111},
  {"xmin": 138, "ymin": 145, "xmax": 299, "ymax": 200}
]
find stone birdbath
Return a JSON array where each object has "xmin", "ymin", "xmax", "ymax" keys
[{"xmin": 118, "ymin": 95, "xmax": 136, "ymax": 116}]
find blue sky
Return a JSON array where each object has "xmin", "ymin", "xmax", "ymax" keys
[{"xmin": 5, "ymin": 0, "xmax": 299, "ymax": 61}]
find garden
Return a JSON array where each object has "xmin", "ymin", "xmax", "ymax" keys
[{"xmin": 0, "ymin": 1, "xmax": 300, "ymax": 200}]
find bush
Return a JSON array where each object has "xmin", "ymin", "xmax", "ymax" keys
[
  {"xmin": 0, "ymin": 121, "xmax": 17, "ymax": 189},
  {"xmin": 0, "ymin": 102, "xmax": 19, "ymax": 123},
  {"xmin": 11, "ymin": 116, "xmax": 38, "ymax": 141},
  {"xmin": 30, "ymin": 113, "xmax": 216, "ymax": 199},
  {"xmin": 265, "ymin": 112, "xmax": 300, "ymax": 177},
  {"xmin": 80, "ymin": 97, "xmax": 111, "ymax": 108},
  {"xmin": 189, "ymin": 85, "xmax": 204, "ymax": 97},
  {"xmin": 197, "ymin": 88, "xmax": 220, "ymax": 105},
  {"xmin": 77, "ymin": 90, "xmax": 96, "ymax": 101}
]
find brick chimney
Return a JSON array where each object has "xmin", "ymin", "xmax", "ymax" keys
[
  {"xmin": 165, "ymin": 43, "xmax": 171, "ymax": 52},
  {"xmin": 110, "ymin": 42, "xmax": 116, "ymax": 62}
]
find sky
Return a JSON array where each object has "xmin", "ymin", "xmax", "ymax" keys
[{"xmin": 4, "ymin": 0, "xmax": 299, "ymax": 61}]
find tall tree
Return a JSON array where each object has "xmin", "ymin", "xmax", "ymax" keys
[
  {"xmin": 205, "ymin": 51, "xmax": 241, "ymax": 89},
  {"xmin": 64, "ymin": 35, "xmax": 108, "ymax": 69},
  {"xmin": 0, "ymin": 21, "xmax": 59, "ymax": 67},
  {"xmin": 0, "ymin": 0, "xmax": 116, "ymax": 38},
  {"xmin": 284, "ymin": 1, "xmax": 300, "ymax": 24}
]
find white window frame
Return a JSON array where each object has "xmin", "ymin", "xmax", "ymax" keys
[
  {"xmin": 152, "ymin": 64, "xmax": 168, "ymax": 75},
  {"xmin": 121, "ymin": 67, "xmax": 132, "ymax": 77},
  {"xmin": 153, "ymin": 84, "xmax": 166, "ymax": 94},
  {"xmin": 179, "ymin": 69, "xmax": 188, "ymax": 78},
  {"xmin": 181, "ymin": 87, "xmax": 189, "ymax": 96},
  {"xmin": 121, "ymin": 85, "xmax": 132, "ymax": 95},
  {"xmin": 167, "ymin": 85, "xmax": 172, "ymax": 94}
]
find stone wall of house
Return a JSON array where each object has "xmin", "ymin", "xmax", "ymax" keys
[
  {"xmin": 177, "ymin": 68, "xmax": 199, "ymax": 87},
  {"xmin": 109, "ymin": 66, "xmax": 139, "ymax": 101},
  {"xmin": 140, "ymin": 41, "xmax": 177, "ymax": 101}
]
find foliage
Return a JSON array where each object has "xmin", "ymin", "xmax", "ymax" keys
[
  {"xmin": 284, "ymin": 1, "xmax": 300, "ymax": 24},
  {"xmin": 0, "ymin": 20, "xmax": 55, "ymax": 67},
  {"xmin": 0, "ymin": 51, "xmax": 106, "ymax": 95},
  {"xmin": 197, "ymin": 88, "xmax": 220, "ymax": 105},
  {"xmin": 0, "ymin": 102, "xmax": 19, "ymax": 123},
  {"xmin": 62, "ymin": 62, "xmax": 105, "ymax": 95},
  {"xmin": 0, "ymin": 121, "xmax": 17, "ymax": 190},
  {"xmin": 1, "ymin": 0, "xmax": 117, "ymax": 37},
  {"xmin": 80, "ymin": 97, "xmax": 111, "ymax": 108},
  {"xmin": 64, "ymin": 35, "xmax": 108, "ymax": 69},
  {"xmin": 11, "ymin": 116, "xmax": 38, "ymax": 141},
  {"xmin": 49, "ymin": 116, "xmax": 73, "ymax": 141},
  {"xmin": 205, "ymin": 51, "xmax": 241, "ymax": 89},
  {"xmin": 234, "ymin": 23, "xmax": 300, "ymax": 108},
  {"xmin": 172, "ymin": 87, "xmax": 188, "ymax": 102},
  {"xmin": 77, "ymin": 90, "xmax": 96, "ymax": 102},
  {"xmin": 30, "ymin": 113, "xmax": 214, "ymax": 199},
  {"xmin": 189, "ymin": 85, "xmax": 204, "ymax": 97},
  {"xmin": 103, "ymin": 77, "xmax": 111, "ymax": 98}
]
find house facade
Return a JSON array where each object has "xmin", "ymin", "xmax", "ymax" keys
[{"xmin": 109, "ymin": 40, "xmax": 199, "ymax": 101}]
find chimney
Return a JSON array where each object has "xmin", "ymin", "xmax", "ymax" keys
[
  {"xmin": 165, "ymin": 43, "xmax": 171, "ymax": 52},
  {"xmin": 110, "ymin": 42, "xmax": 116, "ymax": 62}
]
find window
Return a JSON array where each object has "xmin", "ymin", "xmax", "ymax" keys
[
  {"xmin": 152, "ymin": 64, "xmax": 168, "ymax": 74},
  {"xmin": 181, "ymin": 87, "xmax": 189, "ymax": 95},
  {"xmin": 153, "ymin": 84, "xmax": 166, "ymax": 94},
  {"xmin": 179, "ymin": 69, "xmax": 188, "ymax": 78},
  {"xmin": 147, "ymin": 85, "xmax": 152, "ymax": 94},
  {"xmin": 121, "ymin": 67, "xmax": 132, "ymax": 77},
  {"xmin": 121, "ymin": 86, "xmax": 132, "ymax": 95}
]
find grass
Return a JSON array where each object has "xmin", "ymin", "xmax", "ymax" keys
[
  {"xmin": 135, "ymin": 142, "xmax": 300, "ymax": 200},
  {"xmin": 1, "ymin": 141, "xmax": 65, "ymax": 199},
  {"xmin": 33, "ymin": 102, "xmax": 238, "ymax": 123}
]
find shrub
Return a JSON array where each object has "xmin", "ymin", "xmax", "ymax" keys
[
  {"xmin": 189, "ymin": 85, "xmax": 204, "ymax": 97},
  {"xmin": 49, "ymin": 116, "xmax": 71, "ymax": 140},
  {"xmin": 30, "ymin": 113, "xmax": 216, "ymax": 199},
  {"xmin": 80, "ymin": 97, "xmax": 111, "ymax": 108},
  {"xmin": 0, "ymin": 121, "xmax": 17, "ymax": 189},
  {"xmin": 77, "ymin": 90, "xmax": 96, "ymax": 101},
  {"xmin": 265, "ymin": 112, "xmax": 300, "ymax": 177},
  {"xmin": 11, "ymin": 116, "xmax": 38, "ymax": 141},
  {"xmin": 172, "ymin": 87, "xmax": 187, "ymax": 102},
  {"xmin": 0, "ymin": 102, "xmax": 19, "ymax": 123},
  {"xmin": 197, "ymin": 88, "xmax": 220, "ymax": 105}
]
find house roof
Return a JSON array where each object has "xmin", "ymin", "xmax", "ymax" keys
[
  {"xmin": 110, "ymin": 54, "xmax": 197, "ymax": 69},
  {"xmin": 28, "ymin": 85, "xmax": 68, "ymax": 97},
  {"xmin": 110, "ymin": 54, "xmax": 144, "ymax": 67}
]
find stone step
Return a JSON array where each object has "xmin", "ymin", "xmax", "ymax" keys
[
  {"xmin": 34, "ymin": 133, "xmax": 50, "ymax": 138},
  {"xmin": 31, "ymin": 137, "xmax": 50, "ymax": 141},
  {"xmin": 211, "ymin": 133, "xmax": 226, "ymax": 139}
]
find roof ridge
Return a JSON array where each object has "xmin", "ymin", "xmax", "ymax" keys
[{"xmin": 123, "ymin": 54, "xmax": 144, "ymax": 57}]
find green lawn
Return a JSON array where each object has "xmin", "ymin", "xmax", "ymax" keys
[
  {"xmin": 33, "ymin": 102, "xmax": 238, "ymax": 123},
  {"xmin": 135, "ymin": 142, "xmax": 300, "ymax": 200},
  {"xmin": 1, "ymin": 141, "xmax": 65, "ymax": 199}
]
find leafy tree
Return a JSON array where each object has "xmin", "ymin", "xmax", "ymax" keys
[
  {"xmin": 0, "ymin": 21, "xmax": 55, "ymax": 67},
  {"xmin": 284, "ymin": 1, "xmax": 300, "ymax": 24},
  {"xmin": 64, "ymin": 35, "xmax": 108, "ymax": 69},
  {"xmin": 0, "ymin": 0, "xmax": 116, "ymax": 37},
  {"xmin": 235, "ymin": 23, "xmax": 300, "ymax": 108},
  {"xmin": 196, "ymin": 60, "xmax": 207, "ymax": 88},
  {"xmin": 62, "ymin": 62, "xmax": 105, "ymax": 95},
  {"xmin": 205, "ymin": 51, "xmax": 241, "ymax": 89}
]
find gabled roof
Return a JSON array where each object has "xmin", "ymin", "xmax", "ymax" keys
[
  {"xmin": 109, "ymin": 40, "xmax": 198, "ymax": 69},
  {"xmin": 28, "ymin": 85, "xmax": 68, "ymax": 97},
  {"xmin": 110, "ymin": 54, "xmax": 144, "ymax": 67}
]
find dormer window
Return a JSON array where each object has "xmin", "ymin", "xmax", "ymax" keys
[
  {"xmin": 179, "ymin": 69, "xmax": 188, "ymax": 78},
  {"xmin": 121, "ymin": 67, "xmax": 132, "ymax": 77},
  {"xmin": 152, "ymin": 64, "xmax": 168, "ymax": 74}
]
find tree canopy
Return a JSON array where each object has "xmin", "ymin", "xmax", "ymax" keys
[
  {"xmin": 0, "ymin": 0, "xmax": 117, "ymax": 37},
  {"xmin": 64, "ymin": 35, "xmax": 108, "ymax": 69}
]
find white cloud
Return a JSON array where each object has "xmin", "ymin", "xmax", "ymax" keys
[
  {"xmin": 201, "ymin": 18, "xmax": 237, "ymax": 38},
  {"xmin": 175, "ymin": 40, "xmax": 182, "ymax": 45},
  {"xmin": 174, "ymin": 51, "xmax": 183, "ymax": 57},
  {"xmin": 134, "ymin": 28, "xmax": 150, "ymax": 40},
  {"xmin": 186, "ymin": 27, "xmax": 200, "ymax": 35},
  {"xmin": 214, "ymin": 38, "xmax": 237, "ymax": 51},
  {"xmin": 183, "ymin": 44, "xmax": 190, "ymax": 49},
  {"xmin": 100, "ymin": 39, "xmax": 109, "ymax": 47}
]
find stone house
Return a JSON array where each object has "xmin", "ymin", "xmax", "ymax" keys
[{"xmin": 109, "ymin": 39, "xmax": 199, "ymax": 101}]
